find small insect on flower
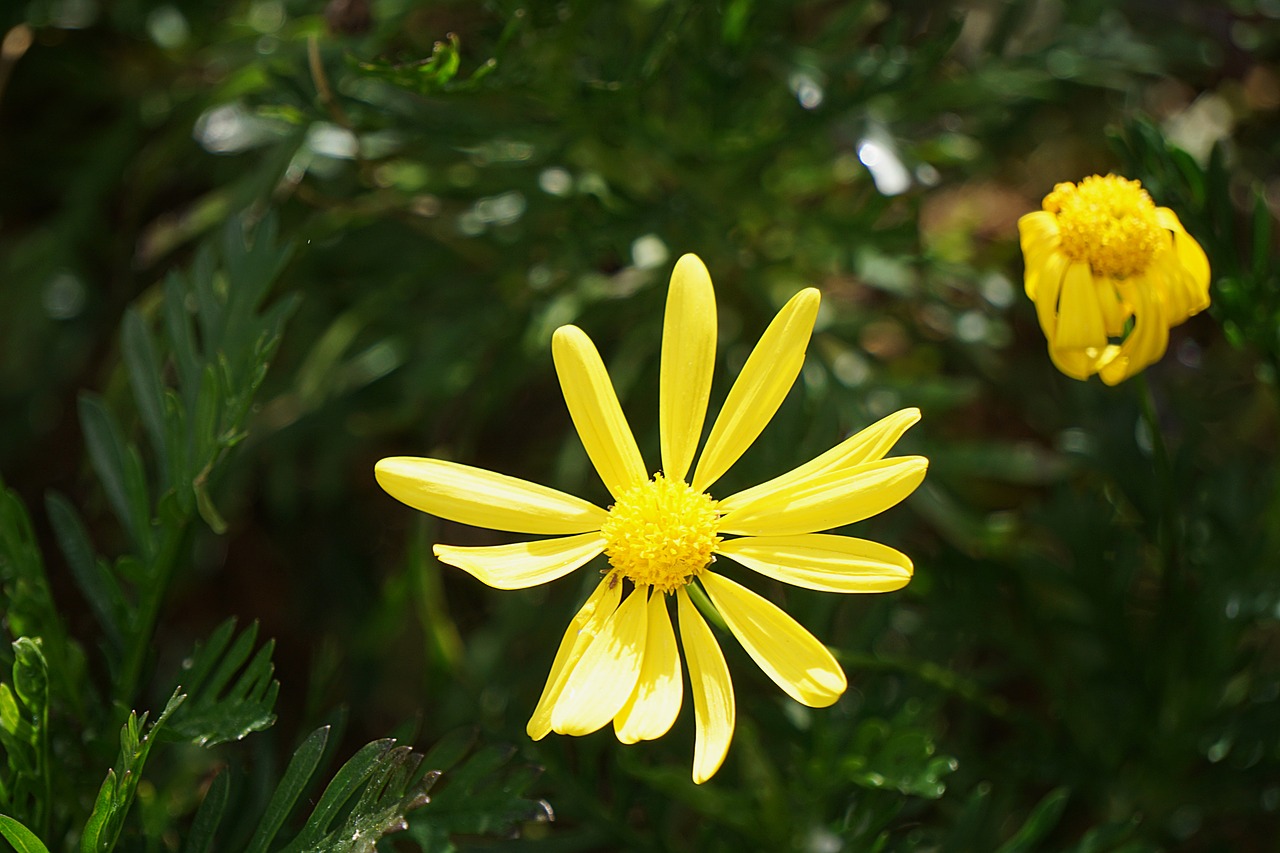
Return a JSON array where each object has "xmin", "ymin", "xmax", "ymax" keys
[
  {"xmin": 375, "ymin": 254, "xmax": 927, "ymax": 783},
  {"xmin": 1018, "ymin": 174, "xmax": 1210, "ymax": 384}
]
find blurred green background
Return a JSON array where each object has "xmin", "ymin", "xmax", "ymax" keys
[{"xmin": 2, "ymin": 0, "xmax": 1279, "ymax": 850}]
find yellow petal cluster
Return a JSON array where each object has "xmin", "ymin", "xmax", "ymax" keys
[
  {"xmin": 375, "ymin": 253, "xmax": 926, "ymax": 783},
  {"xmin": 1018, "ymin": 174, "xmax": 1210, "ymax": 384}
]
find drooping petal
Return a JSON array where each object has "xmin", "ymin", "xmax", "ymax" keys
[
  {"xmin": 691, "ymin": 288, "xmax": 821, "ymax": 493},
  {"xmin": 1098, "ymin": 278, "xmax": 1169, "ymax": 386},
  {"xmin": 660, "ymin": 254, "xmax": 718, "ymax": 484},
  {"xmin": 434, "ymin": 532, "xmax": 606, "ymax": 590},
  {"xmin": 1156, "ymin": 207, "xmax": 1211, "ymax": 313},
  {"xmin": 528, "ymin": 577, "xmax": 622, "ymax": 740},
  {"xmin": 376, "ymin": 457, "xmax": 607, "ymax": 535},
  {"xmin": 699, "ymin": 572, "xmax": 847, "ymax": 707},
  {"xmin": 614, "ymin": 591, "xmax": 683, "ymax": 744},
  {"xmin": 551, "ymin": 585, "xmax": 648, "ymax": 736},
  {"xmin": 552, "ymin": 325, "xmax": 648, "ymax": 500},
  {"xmin": 677, "ymin": 587, "xmax": 734, "ymax": 784},
  {"xmin": 718, "ymin": 408, "xmax": 921, "ymax": 514},
  {"xmin": 716, "ymin": 534, "xmax": 913, "ymax": 593},
  {"xmin": 718, "ymin": 456, "xmax": 928, "ymax": 537},
  {"xmin": 1052, "ymin": 262, "xmax": 1107, "ymax": 353}
]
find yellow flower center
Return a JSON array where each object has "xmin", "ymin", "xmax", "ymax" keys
[
  {"xmin": 1044, "ymin": 175, "xmax": 1163, "ymax": 280},
  {"xmin": 601, "ymin": 474, "xmax": 721, "ymax": 593}
]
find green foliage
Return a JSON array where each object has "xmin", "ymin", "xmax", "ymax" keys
[
  {"xmin": 81, "ymin": 691, "xmax": 185, "ymax": 853},
  {"xmin": 2, "ymin": 1, "xmax": 1279, "ymax": 851},
  {"xmin": 166, "ymin": 618, "xmax": 279, "ymax": 748}
]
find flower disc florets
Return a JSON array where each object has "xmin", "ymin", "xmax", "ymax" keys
[
  {"xmin": 601, "ymin": 474, "xmax": 721, "ymax": 593},
  {"xmin": 1044, "ymin": 174, "xmax": 1163, "ymax": 280}
]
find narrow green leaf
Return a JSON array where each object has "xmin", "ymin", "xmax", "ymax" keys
[
  {"xmin": 994, "ymin": 787, "xmax": 1070, "ymax": 853},
  {"xmin": 1251, "ymin": 186, "xmax": 1272, "ymax": 282},
  {"xmin": 0, "ymin": 814, "xmax": 51, "ymax": 853},
  {"xmin": 44, "ymin": 492, "xmax": 126, "ymax": 649},
  {"xmin": 181, "ymin": 769, "xmax": 230, "ymax": 853},
  {"xmin": 121, "ymin": 307, "xmax": 169, "ymax": 485},
  {"xmin": 168, "ymin": 620, "xmax": 278, "ymax": 747},
  {"xmin": 162, "ymin": 271, "xmax": 200, "ymax": 410},
  {"xmin": 244, "ymin": 726, "xmax": 330, "ymax": 853},
  {"xmin": 285, "ymin": 739, "xmax": 393, "ymax": 850},
  {"xmin": 78, "ymin": 394, "xmax": 149, "ymax": 552}
]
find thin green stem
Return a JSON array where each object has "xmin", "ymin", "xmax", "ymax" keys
[{"xmin": 116, "ymin": 525, "xmax": 186, "ymax": 705}]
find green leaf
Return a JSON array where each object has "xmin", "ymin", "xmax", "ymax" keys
[
  {"xmin": 181, "ymin": 769, "xmax": 229, "ymax": 853},
  {"xmin": 167, "ymin": 618, "xmax": 278, "ymax": 747},
  {"xmin": 44, "ymin": 493, "xmax": 126, "ymax": 651},
  {"xmin": 0, "ymin": 814, "xmax": 51, "ymax": 853},
  {"xmin": 406, "ymin": 740, "xmax": 550, "ymax": 850},
  {"xmin": 0, "ymin": 640, "xmax": 48, "ymax": 839},
  {"xmin": 279, "ymin": 739, "xmax": 436, "ymax": 853},
  {"xmin": 79, "ymin": 690, "xmax": 186, "ymax": 853},
  {"xmin": 121, "ymin": 307, "xmax": 168, "ymax": 486},
  {"xmin": 994, "ymin": 787, "xmax": 1070, "ymax": 853},
  {"xmin": 77, "ymin": 394, "xmax": 152, "ymax": 555},
  {"xmin": 245, "ymin": 726, "xmax": 330, "ymax": 853}
]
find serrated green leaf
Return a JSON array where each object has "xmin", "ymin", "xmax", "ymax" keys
[
  {"xmin": 181, "ymin": 769, "xmax": 229, "ymax": 853},
  {"xmin": 80, "ymin": 690, "xmax": 186, "ymax": 853},
  {"xmin": 280, "ymin": 740, "xmax": 436, "ymax": 853},
  {"xmin": 245, "ymin": 726, "xmax": 330, "ymax": 853},
  {"xmin": 167, "ymin": 619, "xmax": 278, "ymax": 747},
  {"xmin": 0, "ymin": 814, "xmax": 51, "ymax": 853}
]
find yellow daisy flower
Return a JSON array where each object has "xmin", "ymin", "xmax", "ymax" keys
[
  {"xmin": 375, "ymin": 254, "xmax": 927, "ymax": 783},
  {"xmin": 1018, "ymin": 174, "xmax": 1210, "ymax": 385}
]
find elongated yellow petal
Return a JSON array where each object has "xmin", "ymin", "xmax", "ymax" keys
[
  {"xmin": 718, "ymin": 408, "xmax": 921, "ymax": 513},
  {"xmin": 1018, "ymin": 211, "xmax": 1061, "ymax": 297},
  {"xmin": 551, "ymin": 585, "xmax": 648, "ymax": 736},
  {"xmin": 691, "ymin": 288, "xmax": 821, "ymax": 493},
  {"xmin": 528, "ymin": 577, "xmax": 621, "ymax": 740},
  {"xmin": 699, "ymin": 572, "xmax": 846, "ymax": 707},
  {"xmin": 376, "ymin": 457, "xmax": 607, "ymax": 535},
  {"xmin": 677, "ymin": 587, "xmax": 734, "ymax": 784},
  {"xmin": 718, "ymin": 456, "xmax": 928, "ymax": 537},
  {"xmin": 716, "ymin": 534, "xmax": 913, "ymax": 593},
  {"xmin": 1053, "ymin": 262, "xmax": 1107, "ymax": 352},
  {"xmin": 434, "ymin": 533, "xmax": 606, "ymax": 590},
  {"xmin": 660, "ymin": 254, "xmax": 717, "ymax": 484},
  {"xmin": 614, "ymin": 591, "xmax": 683, "ymax": 743},
  {"xmin": 552, "ymin": 325, "xmax": 648, "ymax": 500},
  {"xmin": 1027, "ymin": 250, "xmax": 1068, "ymax": 341}
]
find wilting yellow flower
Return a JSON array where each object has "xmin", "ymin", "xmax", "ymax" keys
[
  {"xmin": 1018, "ymin": 174, "xmax": 1210, "ymax": 384},
  {"xmin": 375, "ymin": 255, "xmax": 926, "ymax": 783}
]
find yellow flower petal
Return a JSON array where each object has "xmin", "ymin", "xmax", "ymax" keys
[
  {"xmin": 552, "ymin": 325, "xmax": 648, "ymax": 500},
  {"xmin": 1018, "ymin": 211, "xmax": 1061, "ymax": 297},
  {"xmin": 1053, "ymin": 262, "xmax": 1107, "ymax": 353},
  {"xmin": 528, "ymin": 577, "xmax": 621, "ymax": 740},
  {"xmin": 677, "ymin": 587, "xmax": 734, "ymax": 784},
  {"xmin": 433, "ymin": 533, "xmax": 606, "ymax": 590},
  {"xmin": 1155, "ymin": 207, "xmax": 1211, "ymax": 315},
  {"xmin": 1026, "ymin": 249, "xmax": 1068, "ymax": 342},
  {"xmin": 375, "ymin": 457, "xmax": 608, "ymax": 535},
  {"xmin": 718, "ymin": 456, "xmax": 928, "ymax": 537},
  {"xmin": 551, "ymin": 585, "xmax": 648, "ymax": 736},
  {"xmin": 614, "ymin": 590, "xmax": 683, "ymax": 744},
  {"xmin": 716, "ymin": 534, "xmax": 913, "ymax": 593},
  {"xmin": 1098, "ymin": 279, "xmax": 1169, "ymax": 386},
  {"xmin": 699, "ymin": 572, "xmax": 846, "ymax": 707},
  {"xmin": 660, "ymin": 254, "xmax": 717, "ymax": 484},
  {"xmin": 718, "ymin": 408, "xmax": 921, "ymax": 514},
  {"xmin": 1094, "ymin": 276, "xmax": 1131, "ymax": 338},
  {"xmin": 691, "ymin": 288, "xmax": 821, "ymax": 493}
]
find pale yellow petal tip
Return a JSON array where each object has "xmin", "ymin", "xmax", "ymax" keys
[
  {"xmin": 672, "ymin": 253, "xmax": 710, "ymax": 276},
  {"xmin": 551, "ymin": 324, "xmax": 586, "ymax": 346}
]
